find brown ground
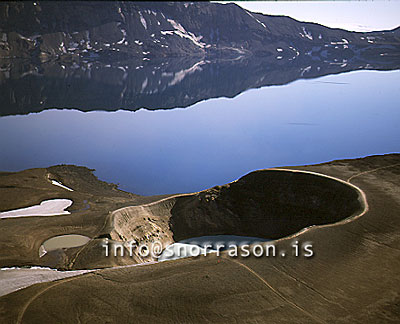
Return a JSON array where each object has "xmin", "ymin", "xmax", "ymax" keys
[
  {"xmin": 0, "ymin": 165, "xmax": 171, "ymax": 269},
  {"xmin": 0, "ymin": 154, "xmax": 399, "ymax": 323}
]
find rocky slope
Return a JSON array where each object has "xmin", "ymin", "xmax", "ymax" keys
[{"xmin": 1, "ymin": 1, "xmax": 399, "ymax": 62}]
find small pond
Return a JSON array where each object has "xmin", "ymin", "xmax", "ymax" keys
[{"xmin": 40, "ymin": 234, "xmax": 91, "ymax": 256}]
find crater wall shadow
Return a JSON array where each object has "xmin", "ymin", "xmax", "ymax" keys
[{"xmin": 170, "ymin": 170, "xmax": 363, "ymax": 241}]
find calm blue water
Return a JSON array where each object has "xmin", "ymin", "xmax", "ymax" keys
[{"xmin": 0, "ymin": 70, "xmax": 399, "ymax": 195}]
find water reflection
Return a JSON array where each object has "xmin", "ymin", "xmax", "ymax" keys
[
  {"xmin": 0, "ymin": 70, "xmax": 399, "ymax": 195},
  {"xmin": 0, "ymin": 54, "xmax": 399, "ymax": 116}
]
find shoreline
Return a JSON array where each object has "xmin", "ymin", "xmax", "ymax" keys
[{"xmin": 1, "ymin": 154, "xmax": 400, "ymax": 322}]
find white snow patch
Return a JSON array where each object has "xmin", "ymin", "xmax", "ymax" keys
[
  {"xmin": 118, "ymin": 7, "xmax": 125, "ymax": 21},
  {"xmin": 59, "ymin": 42, "xmax": 67, "ymax": 53},
  {"xmin": 0, "ymin": 267, "xmax": 93, "ymax": 297},
  {"xmin": 139, "ymin": 11, "xmax": 147, "ymax": 30},
  {"xmin": 141, "ymin": 78, "xmax": 148, "ymax": 92},
  {"xmin": 117, "ymin": 29, "xmax": 126, "ymax": 45},
  {"xmin": 301, "ymin": 65, "xmax": 312, "ymax": 76},
  {"xmin": 301, "ymin": 27, "xmax": 313, "ymax": 40},
  {"xmin": 160, "ymin": 31, "xmax": 174, "ymax": 36},
  {"xmin": 0, "ymin": 199, "xmax": 73, "ymax": 218},
  {"xmin": 164, "ymin": 19, "xmax": 206, "ymax": 48},
  {"xmin": 39, "ymin": 245, "xmax": 47, "ymax": 258},
  {"xmin": 245, "ymin": 10, "xmax": 267, "ymax": 29},
  {"xmin": 167, "ymin": 19, "xmax": 186, "ymax": 34},
  {"xmin": 289, "ymin": 46, "xmax": 300, "ymax": 56},
  {"xmin": 331, "ymin": 39, "xmax": 349, "ymax": 45},
  {"xmin": 51, "ymin": 180, "xmax": 74, "ymax": 192}
]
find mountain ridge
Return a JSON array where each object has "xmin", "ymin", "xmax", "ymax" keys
[{"xmin": 1, "ymin": 1, "xmax": 399, "ymax": 62}]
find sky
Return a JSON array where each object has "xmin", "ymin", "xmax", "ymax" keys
[{"xmin": 218, "ymin": 1, "xmax": 400, "ymax": 32}]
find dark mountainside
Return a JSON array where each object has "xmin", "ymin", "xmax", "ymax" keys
[{"xmin": 0, "ymin": 1, "xmax": 399, "ymax": 116}]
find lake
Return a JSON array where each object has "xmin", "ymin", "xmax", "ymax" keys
[{"xmin": 0, "ymin": 68, "xmax": 399, "ymax": 195}]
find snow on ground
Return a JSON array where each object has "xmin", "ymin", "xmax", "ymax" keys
[
  {"xmin": 139, "ymin": 11, "xmax": 147, "ymax": 30},
  {"xmin": 141, "ymin": 77, "xmax": 148, "ymax": 92},
  {"xmin": 117, "ymin": 28, "xmax": 126, "ymax": 45},
  {"xmin": 0, "ymin": 199, "xmax": 73, "ymax": 218},
  {"xmin": 0, "ymin": 267, "xmax": 93, "ymax": 297},
  {"xmin": 245, "ymin": 10, "xmax": 267, "ymax": 29},
  {"xmin": 51, "ymin": 180, "xmax": 74, "ymax": 192},
  {"xmin": 331, "ymin": 39, "xmax": 349, "ymax": 45},
  {"xmin": 0, "ymin": 261, "xmax": 158, "ymax": 297},
  {"xmin": 301, "ymin": 27, "xmax": 313, "ymax": 40},
  {"xmin": 162, "ymin": 19, "xmax": 206, "ymax": 48},
  {"xmin": 301, "ymin": 65, "xmax": 312, "ymax": 76}
]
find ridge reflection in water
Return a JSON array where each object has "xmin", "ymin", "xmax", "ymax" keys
[{"xmin": 0, "ymin": 69, "xmax": 399, "ymax": 195}]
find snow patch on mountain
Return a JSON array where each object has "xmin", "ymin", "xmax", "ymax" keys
[{"xmin": 139, "ymin": 11, "xmax": 147, "ymax": 30}]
